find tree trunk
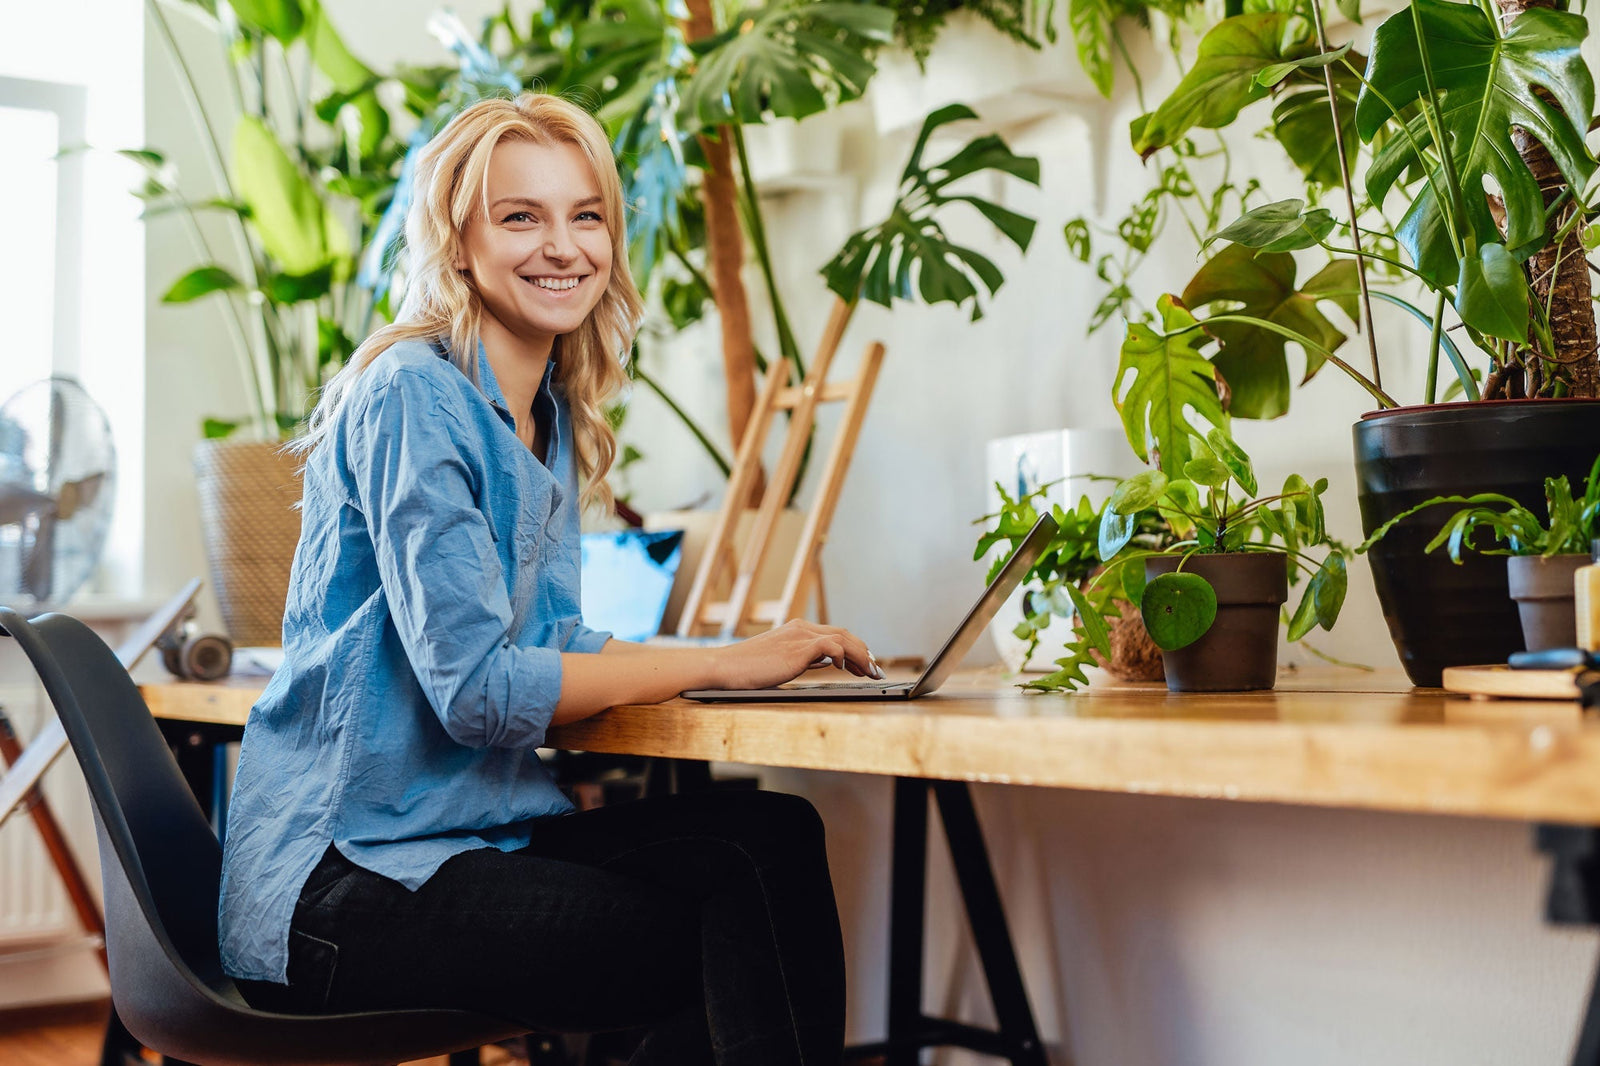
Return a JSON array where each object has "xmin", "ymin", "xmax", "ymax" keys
[
  {"xmin": 685, "ymin": 0, "xmax": 764, "ymax": 505},
  {"xmin": 1494, "ymin": 0, "xmax": 1599, "ymax": 398}
]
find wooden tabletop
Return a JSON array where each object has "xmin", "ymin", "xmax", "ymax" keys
[{"xmin": 139, "ymin": 668, "xmax": 1600, "ymax": 826}]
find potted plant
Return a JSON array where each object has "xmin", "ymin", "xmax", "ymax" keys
[
  {"xmin": 1074, "ymin": 0, "xmax": 1600, "ymax": 684},
  {"xmin": 974, "ymin": 479, "xmax": 1169, "ymax": 681},
  {"xmin": 1001, "ymin": 429, "xmax": 1349, "ymax": 692},
  {"xmin": 139, "ymin": 0, "xmax": 407, "ymax": 643},
  {"xmin": 1360, "ymin": 454, "xmax": 1600, "ymax": 652}
]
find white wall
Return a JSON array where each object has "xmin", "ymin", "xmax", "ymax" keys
[{"xmin": 135, "ymin": 3, "xmax": 1600, "ymax": 1063}]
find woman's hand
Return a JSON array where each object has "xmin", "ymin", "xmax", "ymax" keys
[{"xmin": 708, "ymin": 620, "xmax": 881, "ymax": 690}]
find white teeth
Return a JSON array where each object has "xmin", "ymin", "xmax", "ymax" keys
[{"xmin": 529, "ymin": 276, "xmax": 579, "ymax": 291}]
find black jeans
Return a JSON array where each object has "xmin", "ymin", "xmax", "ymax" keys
[{"xmin": 237, "ymin": 789, "xmax": 845, "ymax": 1066}]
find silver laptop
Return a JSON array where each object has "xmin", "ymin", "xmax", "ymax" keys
[{"xmin": 681, "ymin": 512, "xmax": 1059, "ymax": 702}]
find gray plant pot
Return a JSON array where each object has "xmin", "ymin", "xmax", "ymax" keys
[
  {"xmin": 1506, "ymin": 554, "xmax": 1589, "ymax": 652},
  {"xmin": 1145, "ymin": 552, "xmax": 1289, "ymax": 692}
]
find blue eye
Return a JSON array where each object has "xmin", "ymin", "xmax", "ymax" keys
[
  {"xmin": 503, "ymin": 211, "xmax": 533, "ymax": 224},
  {"xmin": 577, "ymin": 210, "xmax": 603, "ymax": 223}
]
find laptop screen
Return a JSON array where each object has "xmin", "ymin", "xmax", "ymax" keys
[
  {"xmin": 580, "ymin": 528, "xmax": 684, "ymax": 642},
  {"xmin": 909, "ymin": 512, "xmax": 1060, "ymax": 697}
]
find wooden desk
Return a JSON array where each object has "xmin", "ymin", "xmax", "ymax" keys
[
  {"xmin": 141, "ymin": 668, "xmax": 1600, "ymax": 825},
  {"xmin": 139, "ymin": 669, "xmax": 1600, "ymax": 1066}
]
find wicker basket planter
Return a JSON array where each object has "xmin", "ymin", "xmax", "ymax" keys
[{"xmin": 193, "ymin": 439, "xmax": 303, "ymax": 646}]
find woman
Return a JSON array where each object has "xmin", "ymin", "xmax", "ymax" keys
[{"xmin": 219, "ymin": 93, "xmax": 878, "ymax": 1066}]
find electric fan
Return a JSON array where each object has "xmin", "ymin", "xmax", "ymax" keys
[{"xmin": 0, "ymin": 376, "xmax": 117, "ymax": 604}]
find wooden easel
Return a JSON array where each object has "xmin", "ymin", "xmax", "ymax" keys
[{"xmin": 677, "ymin": 299, "xmax": 884, "ymax": 639}]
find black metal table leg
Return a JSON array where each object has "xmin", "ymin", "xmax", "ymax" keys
[
  {"xmin": 887, "ymin": 776, "xmax": 931, "ymax": 1066},
  {"xmin": 1538, "ymin": 824, "xmax": 1600, "ymax": 1066},
  {"xmin": 846, "ymin": 777, "xmax": 1048, "ymax": 1066},
  {"xmin": 933, "ymin": 781, "xmax": 1047, "ymax": 1066}
]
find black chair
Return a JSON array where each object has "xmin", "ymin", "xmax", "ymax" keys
[{"xmin": 0, "ymin": 607, "xmax": 526, "ymax": 1066}]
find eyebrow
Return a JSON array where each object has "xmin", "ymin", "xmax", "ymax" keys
[{"xmin": 491, "ymin": 196, "xmax": 604, "ymax": 211}]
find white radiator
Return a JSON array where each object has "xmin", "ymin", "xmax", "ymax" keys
[{"xmin": 0, "ymin": 680, "xmax": 80, "ymax": 946}]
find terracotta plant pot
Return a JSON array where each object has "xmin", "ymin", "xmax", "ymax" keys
[
  {"xmin": 1507, "ymin": 554, "xmax": 1589, "ymax": 652},
  {"xmin": 193, "ymin": 439, "xmax": 303, "ymax": 646},
  {"xmin": 1145, "ymin": 552, "xmax": 1288, "ymax": 692},
  {"xmin": 1353, "ymin": 399, "xmax": 1600, "ymax": 686}
]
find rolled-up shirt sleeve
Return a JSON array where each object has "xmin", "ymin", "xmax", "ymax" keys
[
  {"xmin": 565, "ymin": 622, "xmax": 611, "ymax": 653},
  {"xmin": 347, "ymin": 369, "xmax": 562, "ymax": 749}
]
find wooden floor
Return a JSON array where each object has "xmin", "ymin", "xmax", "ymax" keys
[{"xmin": 0, "ymin": 1000, "xmax": 522, "ymax": 1066}]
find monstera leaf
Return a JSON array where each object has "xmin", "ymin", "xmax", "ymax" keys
[
  {"xmin": 1113, "ymin": 294, "xmax": 1228, "ymax": 479},
  {"xmin": 821, "ymin": 104, "xmax": 1039, "ymax": 319},
  {"xmin": 1356, "ymin": 0, "xmax": 1595, "ymax": 287},
  {"xmin": 1182, "ymin": 245, "xmax": 1358, "ymax": 419},
  {"xmin": 1271, "ymin": 55, "xmax": 1363, "ymax": 187},
  {"xmin": 678, "ymin": 1, "xmax": 893, "ymax": 130},
  {"xmin": 1132, "ymin": 13, "xmax": 1314, "ymax": 158}
]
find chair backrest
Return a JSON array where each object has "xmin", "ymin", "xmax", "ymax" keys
[{"xmin": 0, "ymin": 608, "xmax": 229, "ymax": 987}]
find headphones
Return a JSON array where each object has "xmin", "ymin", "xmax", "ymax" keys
[{"xmin": 157, "ymin": 620, "xmax": 234, "ymax": 682}]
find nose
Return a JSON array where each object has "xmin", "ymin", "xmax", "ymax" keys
[{"xmin": 543, "ymin": 221, "xmax": 578, "ymax": 263}]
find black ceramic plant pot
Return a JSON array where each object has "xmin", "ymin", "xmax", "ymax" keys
[
  {"xmin": 1353, "ymin": 400, "xmax": 1600, "ymax": 687},
  {"xmin": 1507, "ymin": 554, "xmax": 1588, "ymax": 652},
  {"xmin": 1145, "ymin": 552, "xmax": 1288, "ymax": 692}
]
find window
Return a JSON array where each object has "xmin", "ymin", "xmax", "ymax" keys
[{"xmin": 0, "ymin": 82, "xmax": 84, "ymax": 402}]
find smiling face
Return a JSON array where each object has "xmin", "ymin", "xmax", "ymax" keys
[{"xmin": 455, "ymin": 137, "xmax": 614, "ymax": 361}]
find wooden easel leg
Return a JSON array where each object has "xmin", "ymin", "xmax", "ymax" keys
[
  {"xmin": 812, "ymin": 560, "xmax": 830, "ymax": 625},
  {"xmin": 0, "ymin": 708, "xmax": 107, "ymax": 972}
]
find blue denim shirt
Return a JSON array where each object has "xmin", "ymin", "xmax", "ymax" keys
[{"xmin": 218, "ymin": 338, "xmax": 609, "ymax": 984}]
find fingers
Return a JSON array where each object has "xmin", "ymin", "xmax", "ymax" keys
[{"xmin": 810, "ymin": 632, "xmax": 880, "ymax": 679}]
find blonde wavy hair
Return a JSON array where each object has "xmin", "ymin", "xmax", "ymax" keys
[{"xmin": 293, "ymin": 92, "xmax": 644, "ymax": 514}]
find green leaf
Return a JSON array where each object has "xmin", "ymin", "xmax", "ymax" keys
[
  {"xmin": 1181, "ymin": 245, "xmax": 1354, "ymax": 419},
  {"xmin": 1286, "ymin": 580, "xmax": 1321, "ymax": 640},
  {"xmin": 302, "ymin": 0, "xmax": 372, "ymax": 93},
  {"xmin": 1158, "ymin": 478, "xmax": 1201, "ymax": 541},
  {"xmin": 162, "ymin": 265, "xmax": 244, "ymax": 303},
  {"xmin": 1132, "ymin": 13, "xmax": 1313, "ymax": 158},
  {"xmin": 1271, "ymin": 63, "xmax": 1363, "ymax": 187},
  {"xmin": 822, "ymin": 106, "xmax": 1038, "ymax": 317},
  {"xmin": 679, "ymin": 1, "xmax": 892, "ymax": 129},
  {"xmin": 1063, "ymin": 218, "xmax": 1092, "ymax": 262},
  {"xmin": 1069, "ymin": 0, "xmax": 1116, "ymax": 97},
  {"xmin": 1455, "ymin": 243, "xmax": 1530, "ymax": 342},
  {"xmin": 1205, "ymin": 428, "xmax": 1258, "ymax": 496},
  {"xmin": 1065, "ymin": 582, "xmax": 1113, "ymax": 658},
  {"xmin": 1255, "ymin": 43, "xmax": 1351, "ymax": 89},
  {"xmin": 1356, "ymin": 0, "xmax": 1595, "ymax": 287},
  {"xmin": 1209, "ymin": 199, "xmax": 1336, "ymax": 253},
  {"xmin": 264, "ymin": 263, "xmax": 335, "ymax": 304},
  {"xmin": 1098, "ymin": 507, "xmax": 1137, "ymax": 561},
  {"xmin": 1141, "ymin": 570, "xmax": 1219, "ymax": 650},
  {"xmin": 202, "ymin": 417, "xmax": 243, "ymax": 439},
  {"xmin": 233, "ymin": 116, "xmax": 331, "ymax": 275},
  {"xmin": 229, "ymin": 0, "xmax": 303, "ymax": 42},
  {"xmin": 1184, "ymin": 455, "xmax": 1232, "ymax": 487},
  {"xmin": 1113, "ymin": 294, "xmax": 1226, "ymax": 478},
  {"xmin": 1121, "ymin": 557, "xmax": 1148, "ymax": 603},
  {"xmin": 1337, "ymin": 0, "xmax": 1362, "ymax": 25},
  {"xmin": 1109, "ymin": 469, "xmax": 1170, "ymax": 514},
  {"xmin": 1309, "ymin": 552, "xmax": 1348, "ymax": 631}
]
